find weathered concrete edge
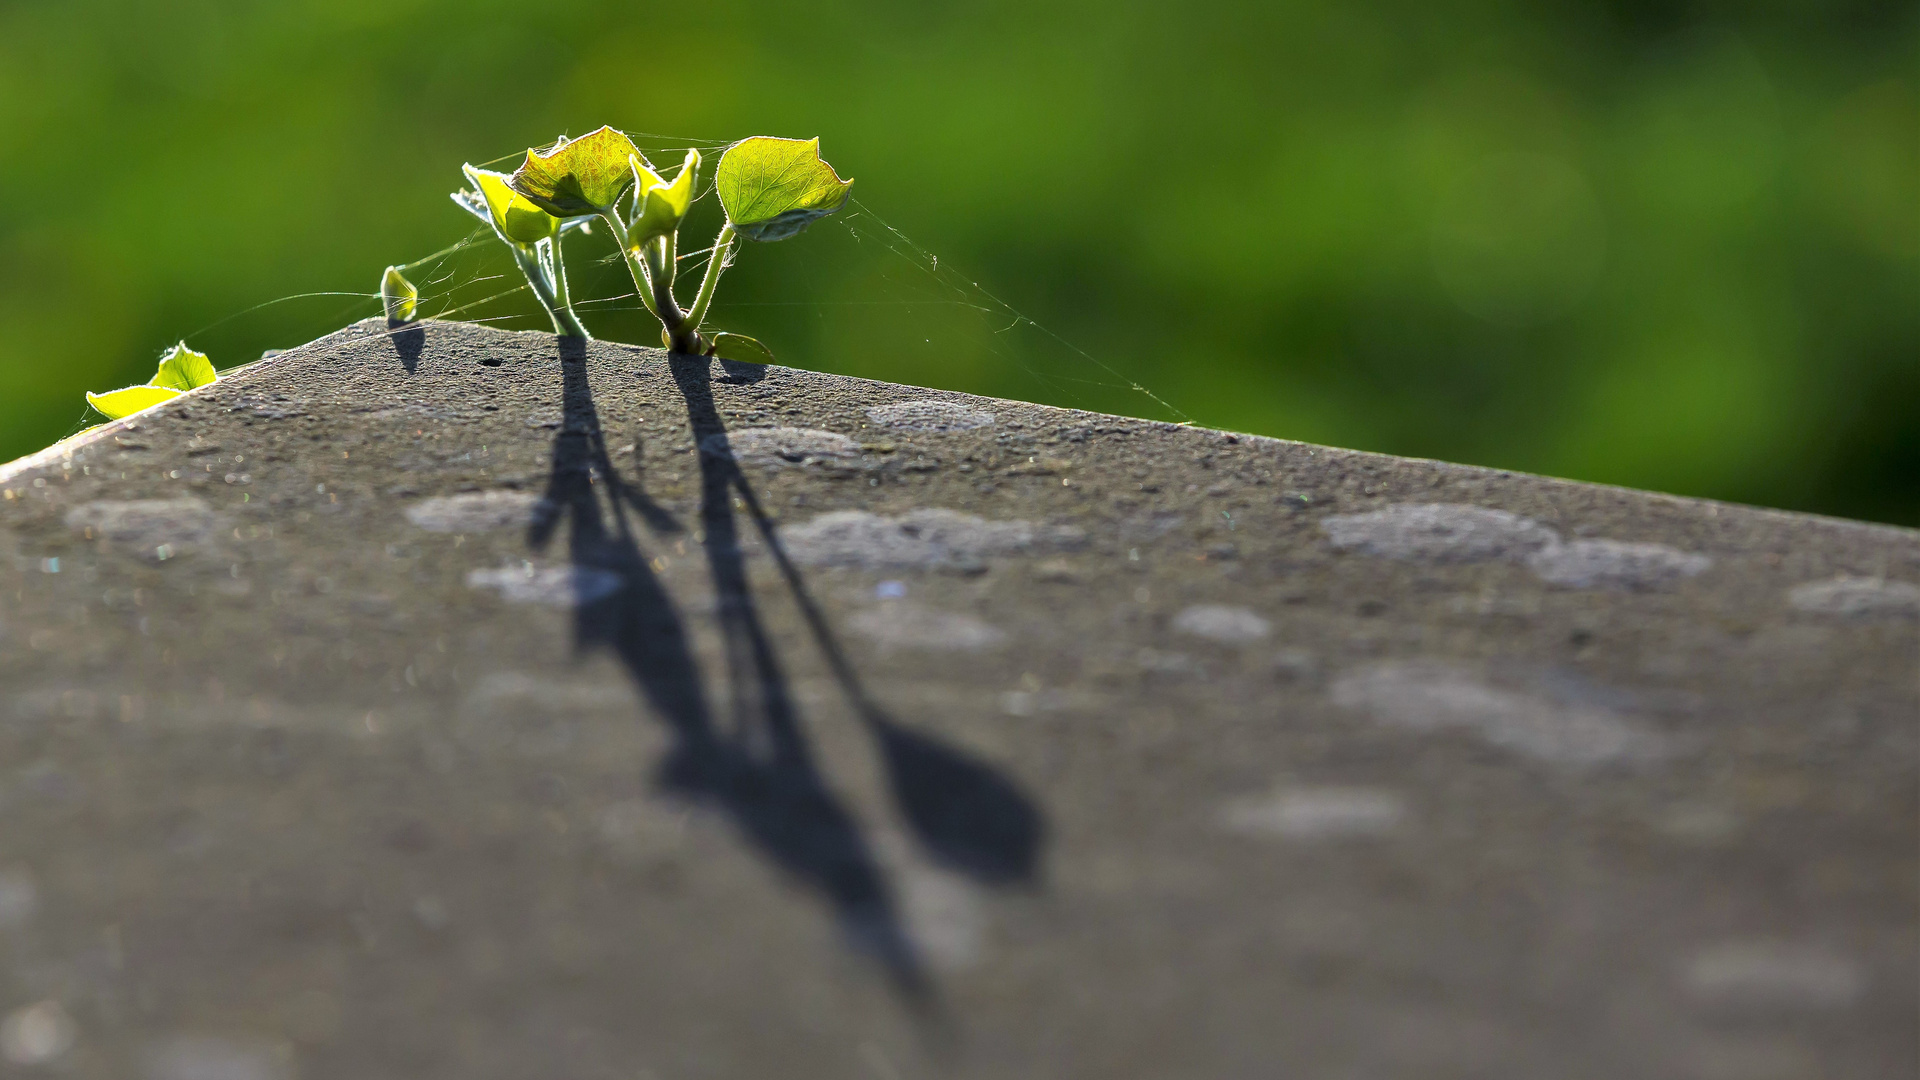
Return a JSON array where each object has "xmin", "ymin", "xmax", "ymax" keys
[
  {"xmin": 7, "ymin": 317, "xmax": 1913, "ymax": 544},
  {"xmin": 0, "ymin": 319, "xmax": 388, "ymax": 486}
]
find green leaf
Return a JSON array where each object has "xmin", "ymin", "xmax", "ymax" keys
[
  {"xmin": 382, "ymin": 266, "xmax": 418, "ymax": 324},
  {"xmin": 151, "ymin": 342, "xmax": 216, "ymax": 391},
  {"xmin": 461, "ymin": 165, "xmax": 561, "ymax": 244},
  {"xmin": 709, "ymin": 332, "xmax": 775, "ymax": 365},
  {"xmin": 716, "ymin": 137, "xmax": 853, "ymax": 242},
  {"xmin": 86, "ymin": 385, "xmax": 180, "ymax": 420},
  {"xmin": 629, "ymin": 147, "xmax": 700, "ymax": 246},
  {"xmin": 510, "ymin": 126, "xmax": 646, "ymax": 216}
]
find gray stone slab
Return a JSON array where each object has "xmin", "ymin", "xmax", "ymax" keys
[{"xmin": 0, "ymin": 319, "xmax": 1914, "ymax": 1078}]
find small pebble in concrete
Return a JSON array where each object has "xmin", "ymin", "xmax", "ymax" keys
[
  {"xmin": 1172, "ymin": 604, "xmax": 1272, "ymax": 644},
  {"xmin": 1682, "ymin": 942, "xmax": 1864, "ymax": 1012},
  {"xmin": 699, "ymin": 427, "xmax": 860, "ymax": 467},
  {"xmin": 0, "ymin": 1001, "xmax": 75, "ymax": 1065},
  {"xmin": 1320, "ymin": 503, "xmax": 1560, "ymax": 563},
  {"xmin": 65, "ymin": 498, "xmax": 216, "ymax": 554},
  {"xmin": 465, "ymin": 564, "xmax": 625, "ymax": 607},
  {"xmin": 1526, "ymin": 539, "xmax": 1711, "ymax": 590},
  {"xmin": 1218, "ymin": 787, "xmax": 1405, "ymax": 839},
  {"xmin": 865, "ymin": 400, "xmax": 996, "ymax": 432},
  {"xmin": 1787, "ymin": 575, "xmax": 1920, "ymax": 620},
  {"xmin": 1330, "ymin": 662, "xmax": 1665, "ymax": 768},
  {"xmin": 778, "ymin": 508, "xmax": 1083, "ymax": 569},
  {"xmin": 848, "ymin": 603, "xmax": 1006, "ymax": 651},
  {"xmin": 143, "ymin": 1035, "xmax": 291, "ymax": 1080},
  {"xmin": 405, "ymin": 490, "xmax": 539, "ymax": 532}
]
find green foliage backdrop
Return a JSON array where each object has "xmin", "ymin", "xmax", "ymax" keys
[{"xmin": 2, "ymin": 0, "xmax": 1914, "ymax": 523}]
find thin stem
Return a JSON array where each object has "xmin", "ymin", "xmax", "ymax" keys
[
  {"xmin": 514, "ymin": 244, "xmax": 588, "ymax": 338},
  {"xmin": 643, "ymin": 238, "xmax": 686, "ymax": 331},
  {"xmin": 684, "ymin": 223, "xmax": 735, "ymax": 333},
  {"xmin": 598, "ymin": 209, "xmax": 661, "ymax": 321},
  {"xmin": 550, "ymin": 231, "xmax": 576, "ymax": 314}
]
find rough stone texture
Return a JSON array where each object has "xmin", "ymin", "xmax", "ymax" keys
[{"xmin": 0, "ymin": 319, "xmax": 1914, "ymax": 1079}]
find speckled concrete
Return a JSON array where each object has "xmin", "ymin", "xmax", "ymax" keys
[{"xmin": 0, "ymin": 319, "xmax": 1914, "ymax": 1079}]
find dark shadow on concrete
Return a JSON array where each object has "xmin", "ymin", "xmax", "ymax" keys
[
  {"xmin": 388, "ymin": 322, "xmax": 425, "ymax": 373},
  {"xmin": 531, "ymin": 338, "xmax": 931, "ymax": 1005},
  {"xmin": 715, "ymin": 358, "xmax": 767, "ymax": 384},
  {"xmin": 670, "ymin": 358, "xmax": 1044, "ymax": 888}
]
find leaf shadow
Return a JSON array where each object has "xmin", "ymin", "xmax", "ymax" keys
[
  {"xmin": 388, "ymin": 321, "xmax": 425, "ymax": 373},
  {"xmin": 532, "ymin": 338, "xmax": 1049, "ymax": 1013}
]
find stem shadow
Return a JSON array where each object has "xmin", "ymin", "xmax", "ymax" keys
[
  {"xmin": 532, "ymin": 338, "xmax": 944, "ymax": 1005},
  {"xmin": 669, "ymin": 358, "xmax": 1044, "ymax": 887}
]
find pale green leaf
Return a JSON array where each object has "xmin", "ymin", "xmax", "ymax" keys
[
  {"xmin": 382, "ymin": 266, "xmax": 418, "ymax": 324},
  {"xmin": 510, "ymin": 126, "xmax": 646, "ymax": 216},
  {"xmin": 86, "ymin": 385, "xmax": 180, "ymax": 420},
  {"xmin": 151, "ymin": 343, "xmax": 216, "ymax": 391},
  {"xmin": 716, "ymin": 137, "xmax": 852, "ymax": 242},
  {"xmin": 709, "ymin": 332, "xmax": 775, "ymax": 365},
  {"xmin": 629, "ymin": 148, "xmax": 700, "ymax": 245},
  {"xmin": 462, "ymin": 165, "xmax": 561, "ymax": 244}
]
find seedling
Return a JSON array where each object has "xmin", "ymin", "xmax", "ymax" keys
[
  {"xmin": 452, "ymin": 166, "xmax": 591, "ymax": 338},
  {"xmin": 382, "ymin": 266, "xmax": 419, "ymax": 326},
  {"xmin": 85, "ymin": 342, "xmax": 218, "ymax": 420},
  {"xmin": 507, "ymin": 127, "xmax": 852, "ymax": 359}
]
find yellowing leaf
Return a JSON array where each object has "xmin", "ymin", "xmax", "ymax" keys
[
  {"xmin": 462, "ymin": 165, "xmax": 561, "ymax": 244},
  {"xmin": 151, "ymin": 343, "xmax": 216, "ymax": 391},
  {"xmin": 630, "ymin": 148, "xmax": 700, "ymax": 245},
  {"xmin": 86, "ymin": 385, "xmax": 180, "ymax": 420},
  {"xmin": 709, "ymin": 332, "xmax": 775, "ymax": 364},
  {"xmin": 510, "ymin": 126, "xmax": 646, "ymax": 216},
  {"xmin": 382, "ymin": 266, "xmax": 418, "ymax": 324},
  {"xmin": 716, "ymin": 137, "xmax": 853, "ymax": 241}
]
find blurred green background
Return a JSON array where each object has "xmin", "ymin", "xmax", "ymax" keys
[{"xmin": 2, "ymin": 0, "xmax": 1914, "ymax": 523}]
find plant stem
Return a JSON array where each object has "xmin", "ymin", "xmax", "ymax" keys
[
  {"xmin": 684, "ymin": 224, "xmax": 734, "ymax": 334},
  {"xmin": 598, "ymin": 209, "xmax": 661, "ymax": 322},
  {"xmin": 514, "ymin": 244, "xmax": 587, "ymax": 338}
]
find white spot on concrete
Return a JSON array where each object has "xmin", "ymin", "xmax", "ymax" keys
[
  {"xmin": 1322, "ymin": 503, "xmax": 1712, "ymax": 590},
  {"xmin": 65, "ymin": 498, "xmax": 216, "ymax": 554},
  {"xmin": 1331, "ymin": 662, "xmax": 1666, "ymax": 768},
  {"xmin": 865, "ymin": 400, "xmax": 996, "ymax": 432},
  {"xmin": 405, "ymin": 490, "xmax": 538, "ymax": 532},
  {"xmin": 1, "ymin": 1001, "xmax": 75, "ymax": 1065},
  {"xmin": 1787, "ymin": 576, "xmax": 1920, "ymax": 620},
  {"xmin": 700, "ymin": 427, "xmax": 860, "ymax": 467},
  {"xmin": 1683, "ymin": 942, "xmax": 1864, "ymax": 1012},
  {"xmin": 143, "ymin": 1035, "xmax": 291, "ymax": 1080},
  {"xmin": 847, "ymin": 604, "xmax": 1005, "ymax": 651},
  {"xmin": 1219, "ymin": 787, "xmax": 1406, "ymax": 839},
  {"xmin": 0, "ymin": 868, "xmax": 37, "ymax": 929},
  {"xmin": 596, "ymin": 799, "xmax": 690, "ymax": 864},
  {"xmin": 1320, "ymin": 503, "xmax": 1560, "ymax": 563},
  {"xmin": 465, "ymin": 564, "xmax": 624, "ymax": 607},
  {"xmin": 1654, "ymin": 803, "xmax": 1744, "ymax": 845},
  {"xmin": 902, "ymin": 869, "xmax": 986, "ymax": 971},
  {"xmin": 777, "ymin": 508, "xmax": 1084, "ymax": 569},
  {"xmin": 1172, "ymin": 604, "xmax": 1272, "ymax": 644},
  {"xmin": 1527, "ymin": 539, "xmax": 1711, "ymax": 590}
]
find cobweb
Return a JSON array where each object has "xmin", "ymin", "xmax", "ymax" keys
[{"xmin": 61, "ymin": 128, "xmax": 1189, "ymax": 440}]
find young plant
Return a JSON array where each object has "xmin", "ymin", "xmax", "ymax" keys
[
  {"xmin": 381, "ymin": 266, "xmax": 419, "ymax": 326},
  {"xmin": 508, "ymin": 127, "xmax": 851, "ymax": 360},
  {"xmin": 85, "ymin": 342, "xmax": 218, "ymax": 420},
  {"xmin": 452, "ymin": 166, "xmax": 590, "ymax": 338}
]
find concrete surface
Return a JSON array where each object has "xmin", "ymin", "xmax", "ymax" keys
[{"xmin": 0, "ymin": 318, "xmax": 1914, "ymax": 1078}]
